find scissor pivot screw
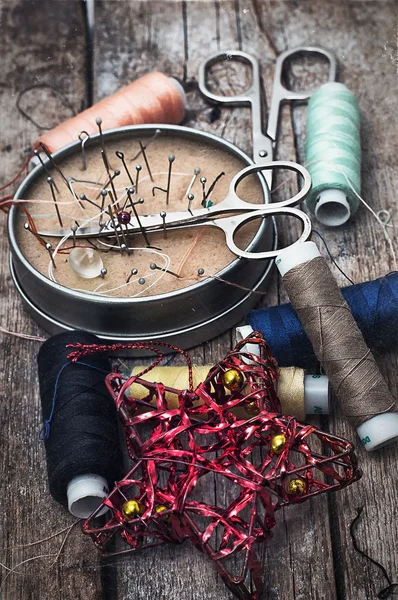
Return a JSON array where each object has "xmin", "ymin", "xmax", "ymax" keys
[{"xmin": 259, "ymin": 150, "xmax": 268, "ymax": 157}]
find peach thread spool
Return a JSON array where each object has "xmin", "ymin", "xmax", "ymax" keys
[{"xmin": 34, "ymin": 73, "xmax": 186, "ymax": 153}]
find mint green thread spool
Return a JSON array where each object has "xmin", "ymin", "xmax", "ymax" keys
[{"xmin": 305, "ymin": 82, "xmax": 361, "ymax": 226}]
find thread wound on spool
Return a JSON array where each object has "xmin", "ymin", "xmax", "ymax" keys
[
  {"xmin": 37, "ymin": 330, "xmax": 123, "ymax": 514},
  {"xmin": 247, "ymin": 272, "xmax": 398, "ymax": 369},
  {"xmin": 129, "ymin": 364, "xmax": 325, "ymax": 418},
  {"xmin": 305, "ymin": 82, "xmax": 361, "ymax": 224},
  {"xmin": 281, "ymin": 256, "xmax": 397, "ymax": 430},
  {"xmin": 35, "ymin": 72, "xmax": 186, "ymax": 153}
]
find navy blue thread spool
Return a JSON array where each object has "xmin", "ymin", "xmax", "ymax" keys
[
  {"xmin": 37, "ymin": 330, "xmax": 123, "ymax": 518},
  {"xmin": 246, "ymin": 272, "xmax": 398, "ymax": 369}
]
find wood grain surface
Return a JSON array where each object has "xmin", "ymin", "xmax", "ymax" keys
[{"xmin": 0, "ymin": 1, "xmax": 397, "ymax": 599}]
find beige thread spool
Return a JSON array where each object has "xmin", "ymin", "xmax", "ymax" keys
[
  {"xmin": 129, "ymin": 364, "xmax": 329, "ymax": 419},
  {"xmin": 276, "ymin": 241, "xmax": 398, "ymax": 451}
]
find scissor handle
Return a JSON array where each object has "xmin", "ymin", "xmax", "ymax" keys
[
  {"xmin": 198, "ymin": 50, "xmax": 261, "ymax": 105},
  {"xmin": 198, "ymin": 51, "xmax": 272, "ymax": 165},
  {"xmin": 211, "ymin": 160, "xmax": 312, "ymax": 260},
  {"xmin": 220, "ymin": 205, "xmax": 312, "ymax": 260},
  {"xmin": 221, "ymin": 160, "xmax": 312, "ymax": 210},
  {"xmin": 267, "ymin": 46, "xmax": 337, "ymax": 142}
]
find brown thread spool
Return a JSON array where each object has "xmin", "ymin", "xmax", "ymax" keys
[
  {"xmin": 34, "ymin": 73, "xmax": 185, "ymax": 153},
  {"xmin": 276, "ymin": 241, "xmax": 398, "ymax": 451},
  {"xmin": 129, "ymin": 364, "xmax": 329, "ymax": 419}
]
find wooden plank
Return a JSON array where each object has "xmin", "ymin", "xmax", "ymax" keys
[
  {"xmin": 0, "ymin": 1, "xmax": 104, "ymax": 598},
  {"xmin": 253, "ymin": 2, "xmax": 398, "ymax": 600},
  {"xmin": 94, "ymin": 2, "xmax": 229, "ymax": 597},
  {"xmin": 93, "ymin": 2, "xmax": 337, "ymax": 600}
]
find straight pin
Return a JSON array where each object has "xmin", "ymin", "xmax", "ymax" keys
[
  {"xmin": 160, "ymin": 210, "xmax": 167, "ymax": 239},
  {"xmin": 185, "ymin": 167, "xmax": 200, "ymax": 197},
  {"xmin": 108, "ymin": 203, "xmax": 122, "ymax": 249},
  {"xmin": 47, "ymin": 176, "xmax": 63, "ymax": 228},
  {"xmin": 24, "ymin": 222, "xmax": 46, "ymax": 245},
  {"xmin": 149, "ymin": 262, "xmax": 182, "ymax": 279},
  {"xmin": 131, "ymin": 128, "xmax": 161, "ymax": 162},
  {"xmin": 152, "ymin": 155, "xmax": 175, "ymax": 205},
  {"xmin": 138, "ymin": 140, "xmax": 154, "ymax": 182},
  {"xmin": 115, "ymin": 212, "xmax": 130, "ymax": 255},
  {"xmin": 39, "ymin": 143, "xmax": 72, "ymax": 196},
  {"xmin": 127, "ymin": 188, "xmax": 150, "ymax": 247},
  {"xmin": 115, "ymin": 150, "xmax": 135, "ymax": 187},
  {"xmin": 127, "ymin": 268, "xmax": 138, "ymax": 283},
  {"xmin": 165, "ymin": 155, "xmax": 174, "ymax": 205},
  {"xmin": 96, "ymin": 117, "xmax": 110, "ymax": 169},
  {"xmin": 101, "ymin": 150, "xmax": 118, "ymax": 204},
  {"xmin": 79, "ymin": 193, "xmax": 102, "ymax": 211},
  {"xmin": 71, "ymin": 224, "xmax": 78, "ymax": 247},
  {"xmin": 100, "ymin": 189, "xmax": 107, "ymax": 227},
  {"xmin": 78, "ymin": 131, "xmax": 90, "ymax": 171},
  {"xmin": 135, "ymin": 164, "xmax": 142, "ymax": 194},
  {"xmin": 205, "ymin": 171, "xmax": 225, "ymax": 201},
  {"xmin": 200, "ymin": 176, "xmax": 207, "ymax": 207},
  {"xmin": 187, "ymin": 193, "xmax": 194, "ymax": 215},
  {"xmin": 96, "ymin": 169, "xmax": 121, "ymax": 200},
  {"xmin": 33, "ymin": 150, "xmax": 59, "ymax": 192},
  {"xmin": 101, "ymin": 267, "xmax": 107, "ymax": 278},
  {"xmin": 45, "ymin": 243, "xmax": 57, "ymax": 269}
]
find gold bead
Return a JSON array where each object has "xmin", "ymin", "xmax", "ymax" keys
[
  {"xmin": 122, "ymin": 499, "xmax": 143, "ymax": 520},
  {"xmin": 245, "ymin": 400, "xmax": 260, "ymax": 415},
  {"xmin": 270, "ymin": 433, "xmax": 287, "ymax": 454},
  {"xmin": 155, "ymin": 504, "xmax": 170, "ymax": 520},
  {"xmin": 286, "ymin": 478, "xmax": 306, "ymax": 496},
  {"xmin": 223, "ymin": 368, "xmax": 244, "ymax": 391}
]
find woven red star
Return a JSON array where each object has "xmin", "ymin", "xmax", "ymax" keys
[{"xmin": 68, "ymin": 333, "xmax": 361, "ymax": 600}]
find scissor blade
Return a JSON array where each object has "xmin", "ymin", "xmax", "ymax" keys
[{"xmin": 36, "ymin": 207, "xmax": 224, "ymax": 238}]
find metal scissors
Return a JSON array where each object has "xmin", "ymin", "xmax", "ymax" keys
[
  {"xmin": 38, "ymin": 161, "xmax": 311, "ymax": 261},
  {"xmin": 198, "ymin": 47, "xmax": 336, "ymax": 188},
  {"xmin": 38, "ymin": 48, "xmax": 336, "ymax": 260}
]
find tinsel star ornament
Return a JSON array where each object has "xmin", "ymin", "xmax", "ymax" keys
[{"xmin": 68, "ymin": 333, "xmax": 361, "ymax": 600}]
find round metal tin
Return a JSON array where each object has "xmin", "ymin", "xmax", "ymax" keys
[{"xmin": 8, "ymin": 124, "xmax": 276, "ymax": 348}]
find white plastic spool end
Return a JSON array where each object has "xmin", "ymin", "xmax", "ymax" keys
[
  {"xmin": 67, "ymin": 474, "xmax": 109, "ymax": 518},
  {"xmin": 356, "ymin": 413, "xmax": 398, "ymax": 451},
  {"xmin": 314, "ymin": 189, "xmax": 351, "ymax": 227},
  {"xmin": 304, "ymin": 375, "xmax": 329, "ymax": 416},
  {"xmin": 169, "ymin": 77, "xmax": 186, "ymax": 106},
  {"xmin": 276, "ymin": 241, "xmax": 321, "ymax": 277},
  {"xmin": 235, "ymin": 324, "xmax": 259, "ymax": 363}
]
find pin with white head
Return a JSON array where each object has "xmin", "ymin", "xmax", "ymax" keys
[
  {"xmin": 200, "ymin": 176, "xmax": 207, "ymax": 207},
  {"xmin": 127, "ymin": 268, "xmax": 138, "ymax": 284},
  {"xmin": 71, "ymin": 224, "xmax": 78, "ymax": 247},
  {"xmin": 160, "ymin": 210, "xmax": 167, "ymax": 239},
  {"xmin": 135, "ymin": 164, "xmax": 142, "ymax": 194},
  {"xmin": 45, "ymin": 243, "xmax": 57, "ymax": 269},
  {"xmin": 185, "ymin": 167, "xmax": 201, "ymax": 197}
]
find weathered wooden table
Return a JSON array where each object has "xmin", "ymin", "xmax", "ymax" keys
[{"xmin": 1, "ymin": 1, "xmax": 397, "ymax": 598}]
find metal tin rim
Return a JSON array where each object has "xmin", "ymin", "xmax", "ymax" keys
[
  {"xmin": 9, "ymin": 241, "xmax": 276, "ymax": 344},
  {"xmin": 8, "ymin": 124, "xmax": 272, "ymax": 307}
]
